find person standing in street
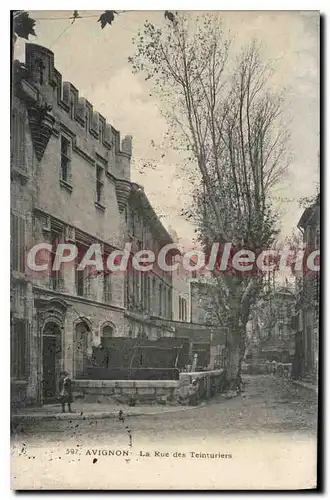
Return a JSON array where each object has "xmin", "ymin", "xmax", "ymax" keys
[{"xmin": 59, "ymin": 371, "xmax": 73, "ymax": 413}]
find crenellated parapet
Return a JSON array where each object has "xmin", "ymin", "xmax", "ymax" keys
[
  {"xmin": 13, "ymin": 43, "xmax": 134, "ymax": 212},
  {"xmin": 20, "ymin": 44, "xmax": 133, "ymax": 159}
]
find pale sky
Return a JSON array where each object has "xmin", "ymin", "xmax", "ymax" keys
[{"xmin": 14, "ymin": 10, "xmax": 320, "ymax": 247}]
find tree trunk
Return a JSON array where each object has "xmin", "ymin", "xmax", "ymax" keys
[
  {"xmin": 226, "ymin": 316, "xmax": 247, "ymax": 391},
  {"xmin": 226, "ymin": 343, "xmax": 240, "ymax": 390}
]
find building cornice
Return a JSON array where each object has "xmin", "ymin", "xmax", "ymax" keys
[{"xmin": 33, "ymin": 285, "xmax": 126, "ymax": 313}]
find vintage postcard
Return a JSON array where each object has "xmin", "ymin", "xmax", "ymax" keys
[{"xmin": 10, "ymin": 10, "xmax": 320, "ymax": 490}]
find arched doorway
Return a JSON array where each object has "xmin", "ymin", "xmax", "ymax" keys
[
  {"xmin": 42, "ymin": 321, "xmax": 62, "ymax": 403},
  {"xmin": 74, "ymin": 321, "xmax": 91, "ymax": 378},
  {"xmin": 101, "ymin": 324, "xmax": 114, "ymax": 348}
]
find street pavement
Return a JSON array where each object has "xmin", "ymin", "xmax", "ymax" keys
[
  {"xmin": 12, "ymin": 374, "xmax": 317, "ymax": 442},
  {"xmin": 11, "ymin": 375, "xmax": 318, "ymax": 490}
]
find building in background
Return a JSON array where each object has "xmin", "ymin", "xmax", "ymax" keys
[
  {"xmin": 190, "ymin": 279, "xmax": 227, "ymax": 370},
  {"xmin": 168, "ymin": 226, "xmax": 191, "ymax": 324},
  {"xmin": 124, "ymin": 183, "xmax": 175, "ymax": 340},
  {"xmin": 293, "ymin": 195, "xmax": 320, "ymax": 382},
  {"xmin": 256, "ymin": 286, "xmax": 296, "ymax": 364}
]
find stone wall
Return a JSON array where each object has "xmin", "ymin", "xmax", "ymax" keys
[
  {"xmin": 72, "ymin": 370, "xmax": 227, "ymax": 406},
  {"xmin": 73, "ymin": 379, "xmax": 179, "ymax": 405},
  {"xmin": 179, "ymin": 369, "xmax": 226, "ymax": 401}
]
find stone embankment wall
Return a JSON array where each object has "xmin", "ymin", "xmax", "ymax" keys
[{"xmin": 73, "ymin": 369, "xmax": 227, "ymax": 405}]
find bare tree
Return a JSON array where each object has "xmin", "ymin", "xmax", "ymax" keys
[{"xmin": 131, "ymin": 13, "xmax": 290, "ymax": 388}]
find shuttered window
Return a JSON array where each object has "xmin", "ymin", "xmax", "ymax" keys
[
  {"xmin": 11, "ymin": 213, "xmax": 26, "ymax": 273},
  {"xmin": 11, "ymin": 108, "xmax": 26, "ymax": 171}
]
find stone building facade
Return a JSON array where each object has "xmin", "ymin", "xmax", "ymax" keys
[
  {"xmin": 10, "ymin": 43, "xmax": 175, "ymax": 406},
  {"xmin": 166, "ymin": 228, "xmax": 191, "ymax": 324},
  {"xmin": 171, "ymin": 257, "xmax": 191, "ymax": 323},
  {"xmin": 294, "ymin": 195, "xmax": 320, "ymax": 381},
  {"xmin": 124, "ymin": 183, "xmax": 176, "ymax": 340}
]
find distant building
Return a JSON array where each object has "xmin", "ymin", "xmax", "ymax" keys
[
  {"xmin": 190, "ymin": 279, "xmax": 227, "ymax": 370},
  {"xmin": 257, "ymin": 287, "xmax": 296, "ymax": 363},
  {"xmin": 171, "ymin": 255, "xmax": 191, "ymax": 323},
  {"xmin": 166, "ymin": 227, "xmax": 191, "ymax": 324},
  {"xmin": 294, "ymin": 195, "xmax": 320, "ymax": 382}
]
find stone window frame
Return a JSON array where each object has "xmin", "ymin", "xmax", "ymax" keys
[
  {"xmin": 60, "ymin": 134, "xmax": 73, "ymax": 192},
  {"xmin": 159, "ymin": 282, "xmax": 162, "ymax": 317},
  {"xmin": 98, "ymin": 120, "xmax": 104, "ymax": 143},
  {"xmin": 10, "ymin": 211, "xmax": 26, "ymax": 274},
  {"xmin": 168, "ymin": 288, "xmax": 172, "ymax": 319},
  {"xmin": 103, "ymin": 270, "xmax": 112, "ymax": 304},
  {"xmin": 75, "ymin": 243, "xmax": 91, "ymax": 298},
  {"xmin": 95, "ymin": 164, "xmax": 105, "ymax": 211},
  {"xmin": 49, "ymin": 230, "xmax": 64, "ymax": 292},
  {"xmin": 70, "ymin": 95, "xmax": 76, "ymax": 120},
  {"xmin": 179, "ymin": 296, "xmax": 187, "ymax": 321},
  {"xmin": 100, "ymin": 321, "xmax": 116, "ymax": 349}
]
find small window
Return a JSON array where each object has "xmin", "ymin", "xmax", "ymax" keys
[
  {"xmin": 168, "ymin": 289, "xmax": 171, "ymax": 319},
  {"xmin": 50, "ymin": 233, "xmax": 63, "ymax": 291},
  {"xmin": 103, "ymin": 272, "xmax": 111, "ymax": 304},
  {"xmin": 60, "ymin": 136, "xmax": 71, "ymax": 183},
  {"xmin": 76, "ymin": 268, "xmax": 85, "ymax": 297},
  {"xmin": 181, "ymin": 298, "xmax": 187, "ymax": 321},
  {"xmin": 35, "ymin": 58, "xmax": 45, "ymax": 85},
  {"xmin": 159, "ymin": 284, "xmax": 162, "ymax": 317},
  {"xmin": 96, "ymin": 165, "xmax": 104, "ymax": 205},
  {"xmin": 85, "ymin": 111, "xmax": 89, "ymax": 132},
  {"xmin": 99, "ymin": 122, "xmax": 104, "ymax": 143},
  {"xmin": 70, "ymin": 97, "xmax": 75, "ymax": 120},
  {"xmin": 75, "ymin": 245, "xmax": 89, "ymax": 297}
]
